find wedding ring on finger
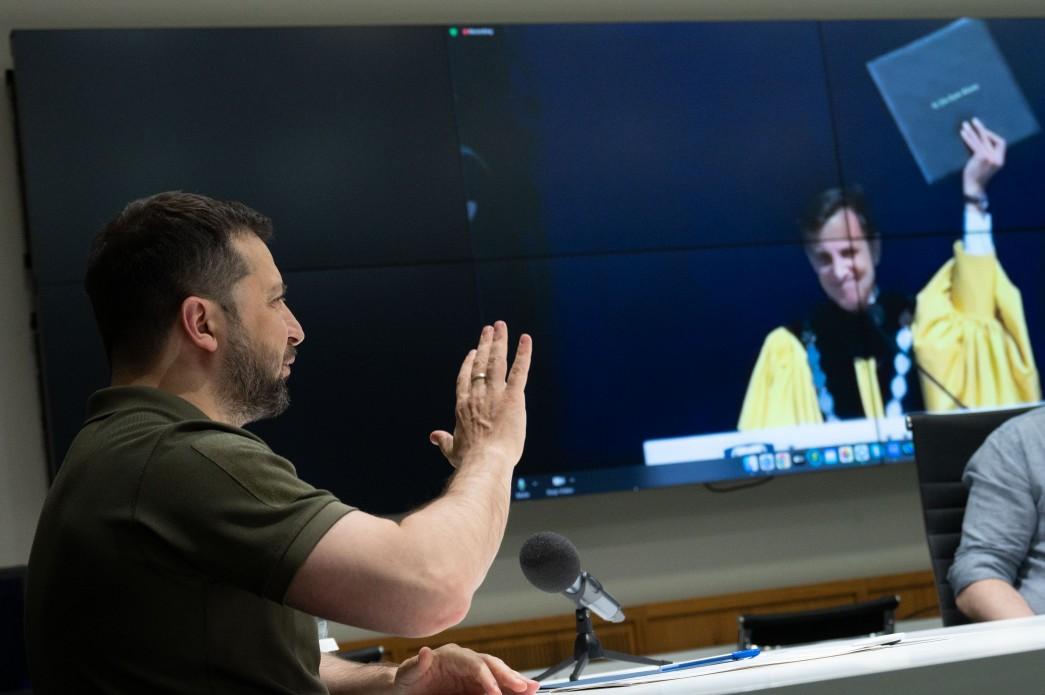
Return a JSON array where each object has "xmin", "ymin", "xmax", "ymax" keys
[{"xmin": 471, "ymin": 372, "xmax": 488, "ymax": 382}]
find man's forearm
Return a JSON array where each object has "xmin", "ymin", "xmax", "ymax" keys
[
  {"xmin": 955, "ymin": 578, "xmax": 1035, "ymax": 622},
  {"xmin": 400, "ymin": 454, "xmax": 514, "ymax": 594},
  {"xmin": 320, "ymin": 653, "xmax": 396, "ymax": 695},
  {"xmin": 283, "ymin": 460, "xmax": 516, "ymax": 637},
  {"xmin": 962, "ymin": 204, "xmax": 994, "ymax": 256},
  {"xmin": 285, "ymin": 324, "xmax": 531, "ymax": 636}
]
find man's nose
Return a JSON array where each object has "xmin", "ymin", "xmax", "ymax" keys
[
  {"xmin": 830, "ymin": 257, "xmax": 852, "ymax": 283},
  {"xmin": 286, "ymin": 308, "xmax": 305, "ymax": 346}
]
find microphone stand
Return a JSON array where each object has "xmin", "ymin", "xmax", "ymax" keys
[
  {"xmin": 913, "ymin": 361, "xmax": 967, "ymax": 410},
  {"xmin": 866, "ymin": 303, "xmax": 967, "ymax": 410},
  {"xmin": 535, "ymin": 608, "xmax": 668, "ymax": 683}
]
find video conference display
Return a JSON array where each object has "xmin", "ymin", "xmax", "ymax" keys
[{"xmin": 13, "ymin": 19, "xmax": 1045, "ymax": 513}]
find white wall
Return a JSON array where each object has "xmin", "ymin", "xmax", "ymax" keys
[{"xmin": 2, "ymin": 0, "xmax": 1043, "ymax": 642}]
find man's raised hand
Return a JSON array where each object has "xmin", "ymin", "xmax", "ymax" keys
[
  {"xmin": 962, "ymin": 117, "xmax": 1006, "ymax": 198},
  {"xmin": 429, "ymin": 321, "xmax": 532, "ymax": 470}
]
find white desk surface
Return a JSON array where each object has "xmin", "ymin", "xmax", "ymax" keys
[{"xmin": 537, "ymin": 614, "xmax": 1045, "ymax": 694}]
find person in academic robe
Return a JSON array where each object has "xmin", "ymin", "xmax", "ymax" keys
[{"xmin": 738, "ymin": 118, "xmax": 1039, "ymax": 430}]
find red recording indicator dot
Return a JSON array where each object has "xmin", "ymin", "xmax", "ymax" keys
[{"xmin": 462, "ymin": 28, "xmax": 471, "ymax": 36}]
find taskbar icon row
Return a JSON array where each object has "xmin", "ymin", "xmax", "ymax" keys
[{"xmin": 740, "ymin": 440, "xmax": 915, "ymax": 474}]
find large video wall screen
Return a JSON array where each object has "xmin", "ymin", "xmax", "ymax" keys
[{"xmin": 13, "ymin": 19, "xmax": 1045, "ymax": 513}]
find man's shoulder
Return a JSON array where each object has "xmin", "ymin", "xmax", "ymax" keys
[
  {"xmin": 985, "ymin": 406, "xmax": 1045, "ymax": 444},
  {"xmin": 156, "ymin": 424, "xmax": 306, "ymax": 507},
  {"xmin": 159, "ymin": 422, "xmax": 287, "ymax": 470},
  {"xmin": 973, "ymin": 406, "xmax": 1045, "ymax": 473},
  {"xmin": 170, "ymin": 422, "xmax": 274, "ymax": 459}
]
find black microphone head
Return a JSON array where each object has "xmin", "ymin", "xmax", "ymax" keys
[{"xmin": 519, "ymin": 532, "xmax": 581, "ymax": 593}]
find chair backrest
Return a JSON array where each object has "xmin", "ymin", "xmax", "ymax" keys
[
  {"xmin": 907, "ymin": 406, "xmax": 1036, "ymax": 627},
  {"xmin": 737, "ymin": 595, "xmax": 899, "ymax": 649}
]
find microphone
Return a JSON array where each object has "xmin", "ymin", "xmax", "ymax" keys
[
  {"xmin": 866, "ymin": 303, "xmax": 967, "ymax": 410},
  {"xmin": 519, "ymin": 532, "xmax": 625, "ymax": 623}
]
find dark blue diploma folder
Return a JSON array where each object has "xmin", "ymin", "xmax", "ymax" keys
[{"xmin": 867, "ymin": 18, "xmax": 1039, "ymax": 184}]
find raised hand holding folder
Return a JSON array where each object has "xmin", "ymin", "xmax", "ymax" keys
[{"xmin": 867, "ymin": 18, "xmax": 1039, "ymax": 184}]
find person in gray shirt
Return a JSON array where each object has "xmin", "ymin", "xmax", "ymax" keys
[{"xmin": 949, "ymin": 407, "xmax": 1045, "ymax": 621}]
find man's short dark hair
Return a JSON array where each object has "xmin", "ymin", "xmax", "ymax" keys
[
  {"xmin": 85, "ymin": 191, "xmax": 273, "ymax": 371},
  {"xmin": 799, "ymin": 185, "xmax": 881, "ymax": 262}
]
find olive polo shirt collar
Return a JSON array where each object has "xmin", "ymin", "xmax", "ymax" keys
[
  {"xmin": 86, "ymin": 386, "xmax": 210, "ymax": 424},
  {"xmin": 87, "ymin": 386, "xmax": 273, "ymax": 447}
]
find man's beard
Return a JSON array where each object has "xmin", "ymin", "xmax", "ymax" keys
[{"xmin": 219, "ymin": 320, "xmax": 292, "ymax": 426}]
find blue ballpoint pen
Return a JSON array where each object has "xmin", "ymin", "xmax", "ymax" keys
[
  {"xmin": 659, "ymin": 647, "xmax": 761, "ymax": 672},
  {"xmin": 539, "ymin": 647, "xmax": 761, "ymax": 689}
]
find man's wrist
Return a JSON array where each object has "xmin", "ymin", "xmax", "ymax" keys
[
  {"xmin": 963, "ymin": 176, "xmax": 985, "ymax": 196},
  {"xmin": 319, "ymin": 654, "xmax": 397, "ymax": 694},
  {"xmin": 964, "ymin": 191, "xmax": 989, "ymax": 213},
  {"xmin": 457, "ymin": 447, "xmax": 517, "ymax": 472}
]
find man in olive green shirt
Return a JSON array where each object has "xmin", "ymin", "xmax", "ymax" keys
[{"xmin": 27, "ymin": 192, "xmax": 538, "ymax": 694}]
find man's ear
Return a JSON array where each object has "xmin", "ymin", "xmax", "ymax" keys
[{"xmin": 179, "ymin": 296, "xmax": 221, "ymax": 353}]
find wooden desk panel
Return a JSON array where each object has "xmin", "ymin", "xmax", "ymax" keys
[{"xmin": 337, "ymin": 570, "xmax": 938, "ymax": 669}]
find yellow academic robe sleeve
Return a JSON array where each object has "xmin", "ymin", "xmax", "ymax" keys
[
  {"xmin": 912, "ymin": 241, "xmax": 1040, "ymax": 411},
  {"xmin": 738, "ymin": 327, "xmax": 823, "ymax": 431}
]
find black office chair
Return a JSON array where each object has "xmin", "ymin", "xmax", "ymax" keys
[
  {"xmin": 907, "ymin": 405, "xmax": 1036, "ymax": 627},
  {"xmin": 0, "ymin": 565, "xmax": 30, "ymax": 694},
  {"xmin": 737, "ymin": 595, "xmax": 899, "ymax": 649}
]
